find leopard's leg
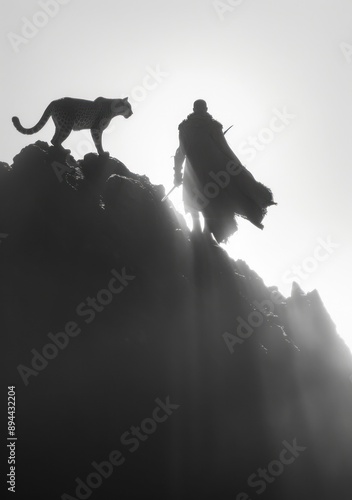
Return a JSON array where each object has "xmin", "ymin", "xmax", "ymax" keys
[
  {"xmin": 51, "ymin": 124, "xmax": 72, "ymax": 149},
  {"xmin": 91, "ymin": 127, "xmax": 107, "ymax": 156}
]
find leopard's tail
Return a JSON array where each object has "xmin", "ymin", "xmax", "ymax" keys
[{"xmin": 12, "ymin": 102, "xmax": 53, "ymax": 135}]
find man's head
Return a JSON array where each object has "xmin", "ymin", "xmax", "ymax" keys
[{"xmin": 193, "ymin": 99, "xmax": 208, "ymax": 114}]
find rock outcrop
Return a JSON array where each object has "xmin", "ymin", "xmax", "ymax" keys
[{"xmin": 1, "ymin": 142, "xmax": 352, "ymax": 500}]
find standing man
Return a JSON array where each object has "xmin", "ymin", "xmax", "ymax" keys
[{"xmin": 174, "ymin": 99, "xmax": 276, "ymax": 242}]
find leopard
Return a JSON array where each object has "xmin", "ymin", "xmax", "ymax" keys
[{"xmin": 12, "ymin": 97, "xmax": 133, "ymax": 155}]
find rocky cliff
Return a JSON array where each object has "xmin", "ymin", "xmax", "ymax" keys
[{"xmin": 2, "ymin": 142, "xmax": 352, "ymax": 500}]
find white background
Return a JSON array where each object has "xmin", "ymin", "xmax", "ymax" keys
[{"xmin": 1, "ymin": 0, "xmax": 351, "ymax": 349}]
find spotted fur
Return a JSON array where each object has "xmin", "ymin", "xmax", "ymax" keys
[{"xmin": 12, "ymin": 97, "xmax": 133, "ymax": 155}]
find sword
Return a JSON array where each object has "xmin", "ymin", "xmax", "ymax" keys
[{"xmin": 161, "ymin": 185, "xmax": 177, "ymax": 202}]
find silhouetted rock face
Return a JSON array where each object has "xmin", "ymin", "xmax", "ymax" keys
[{"xmin": 1, "ymin": 143, "xmax": 352, "ymax": 500}]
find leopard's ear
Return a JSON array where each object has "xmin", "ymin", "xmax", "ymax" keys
[{"xmin": 123, "ymin": 97, "xmax": 128, "ymax": 101}]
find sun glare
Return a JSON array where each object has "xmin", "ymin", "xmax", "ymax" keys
[{"xmin": 101, "ymin": 75, "xmax": 352, "ymax": 355}]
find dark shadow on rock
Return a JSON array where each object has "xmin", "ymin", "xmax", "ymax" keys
[{"xmin": 1, "ymin": 142, "xmax": 352, "ymax": 500}]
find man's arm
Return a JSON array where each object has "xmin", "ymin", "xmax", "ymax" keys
[{"xmin": 174, "ymin": 137, "xmax": 185, "ymax": 186}]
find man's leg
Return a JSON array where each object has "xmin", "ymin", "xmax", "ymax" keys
[{"xmin": 191, "ymin": 210, "xmax": 202, "ymax": 233}]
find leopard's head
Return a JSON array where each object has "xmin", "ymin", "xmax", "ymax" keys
[{"xmin": 112, "ymin": 97, "xmax": 133, "ymax": 118}]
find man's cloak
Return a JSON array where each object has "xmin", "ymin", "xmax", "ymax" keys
[{"xmin": 175, "ymin": 112, "xmax": 276, "ymax": 242}]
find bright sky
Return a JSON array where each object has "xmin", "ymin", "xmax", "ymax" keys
[{"xmin": 1, "ymin": 0, "xmax": 351, "ymax": 349}]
